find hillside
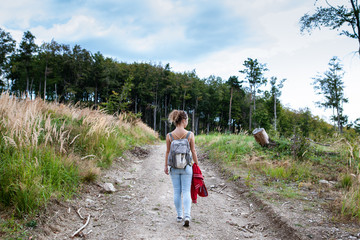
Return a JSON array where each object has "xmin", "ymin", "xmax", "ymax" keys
[{"xmin": 0, "ymin": 92, "xmax": 157, "ymax": 238}]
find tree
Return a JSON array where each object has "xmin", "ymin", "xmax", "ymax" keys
[
  {"xmin": 269, "ymin": 76, "xmax": 286, "ymax": 131},
  {"xmin": 239, "ymin": 58, "xmax": 268, "ymax": 130},
  {"xmin": 102, "ymin": 75, "xmax": 134, "ymax": 114},
  {"xmin": 226, "ymin": 76, "xmax": 242, "ymax": 132},
  {"xmin": 0, "ymin": 28, "xmax": 16, "ymax": 90},
  {"xmin": 18, "ymin": 31, "xmax": 38, "ymax": 97},
  {"xmin": 354, "ymin": 117, "xmax": 360, "ymax": 133},
  {"xmin": 300, "ymin": 0, "xmax": 360, "ymax": 55},
  {"xmin": 39, "ymin": 40, "xmax": 62, "ymax": 100},
  {"xmin": 312, "ymin": 56, "xmax": 348, "ymax": 133}
]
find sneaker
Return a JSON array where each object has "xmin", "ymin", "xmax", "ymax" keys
[
  {"xmin": 183, "ymin": 217, "xmax": 190, "ymax": 227},
  {"xmin": 177, "ymin": 217, "xmax": 182, "ymax": 222}
]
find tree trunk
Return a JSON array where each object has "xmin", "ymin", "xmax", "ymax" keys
[
  {"xmin": 38, "ymin": 81, "xmax": 41, "ymax": 97},
  {"xmin": 29, "ymin": 78, "xmax": 34, "ymax": 100},
  {"xmin": 350, "ymin": 0, "xmax": 360, "ymax": 55},
  {"xmin": 195, "ymin": 117, "xmax": 199, "ymax": 135},
  {"xmin": 253, "ymin": 128, "xmax": 269, "ymax": 147},
  {"xmin": 164, "ymin": 95, "xmax": 168, "ymax": 138},
  {"xmin": 55, "ymin": 83, "xmax": 58, "ymax": 103},
  {"xmin": 94, "ymin": 84, "xmax": 98, "ymax": 107},
  {"xmin": 26, "ymin": 67, "xmax": 30, "ymax": 98},
  {"xmin": 249, "ymin": 105, "xmax": 252, "ymax": 131},
  {"xmin": 182, "ymin": 90, "xmax": 186, "ymax": 110},
  {"xmin": 153, "ymin": 102, "xmax": 157, "ymax": 131},
  {"xmin": 159, "ymin": 102, "xmax": 162, "ymax": 133},
  {"xmin": 253, "ymin": 89, "xmax": 256, "ymax": 111},
  {"xmin": 44, "ymin": 62, "xmax": 47, "ymax": 100},
  {"xmin": 192, "ymin": 109, "xmax": 195, "ymax": 132},
  {"xmin": 228, "ymin": 87, "xmax": 233, "ymax": 132},
  {"xmin": 274, "ymin": 94, "xmax": 277, "ymax": 131},
  {"xmin": 207, "ymin": 114, "xmax": 210, "ymax": 135},
  {"xmin": 336, "ymin": 106, "xmax": 341, "ymax": 133},
  {"xmin": 135, "ymin": 95, "xmax": 138, "ymax": 114}
]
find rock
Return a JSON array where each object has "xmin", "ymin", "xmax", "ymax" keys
[
  {"xmin": 114, "ymin": 177, "xmax": 123, "ymax": 185},
  {"xmin": 319, "ymin": 179, "xmax": 331, "ymax": 187},
  {"xmin": 120, "ymin": 195, "xmax": 132, "ymax": 199},
  {"xmin": 103, "ymin": 183, "xmax": 116, "ymax": 193}
]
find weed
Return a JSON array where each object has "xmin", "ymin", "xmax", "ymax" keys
[
  {"xmin": 245, "ymin": 171, "xmax": 254, "ymax": 188},
  {"xmin": 341, "ymin": 184, "xmax": 360, "ymax": 219},
  {"xmin": 339, "ymin": 174, "xmax": 353, "ymax": 190}
]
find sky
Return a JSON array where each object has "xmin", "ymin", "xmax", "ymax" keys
[{"xmin": 1, "ymin": 0, "xmax": 360, "ymax": 123}]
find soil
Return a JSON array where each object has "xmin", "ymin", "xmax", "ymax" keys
[{"xmin": 31, "ymin": 143, "xmax": 360, "ymax": 240}]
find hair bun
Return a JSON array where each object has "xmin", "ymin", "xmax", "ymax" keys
[{"xmin": 168, "ymin": 110, "xmax": 187, "ymax": 126}]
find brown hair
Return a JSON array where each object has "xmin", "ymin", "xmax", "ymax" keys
[{"xmin": 168, "ymin": 110, "xmax": 188, "ymax": 126}]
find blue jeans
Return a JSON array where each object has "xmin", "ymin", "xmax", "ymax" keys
[{"xmin": 170, "ymin": 165, "xmax": 193, "ymax": 219}]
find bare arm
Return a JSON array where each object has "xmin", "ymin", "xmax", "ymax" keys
[
  {"xmin": 189, "ymin": 132, "xmax": 199, "ymax": 165},
  {"xmin": 164, "ymin": 134, "xmax": 171, "ymax": 175}
]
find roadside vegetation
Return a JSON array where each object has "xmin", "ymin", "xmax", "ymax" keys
[
  {"xmin": 0, "ymin": 92, "xmax": 157, "ymax": 238},
  {"xmin": 197, "ymin": 131, "xmax": 360, "ymax": 221}
]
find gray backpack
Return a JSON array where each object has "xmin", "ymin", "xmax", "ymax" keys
[{"xmin": 168, "ymin": 131, "xmax": 192, "ymax": 169}]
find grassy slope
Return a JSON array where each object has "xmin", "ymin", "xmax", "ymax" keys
[
  {"xmin": 0, "ymin": 93, "xmax": 158, "ymax": 238},
  {"xmin": 197, "ymin": 132, "xmax": 360, "ymax": 221}
]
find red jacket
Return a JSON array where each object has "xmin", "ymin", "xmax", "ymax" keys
[{"xmin": 191, "ymin": 163, "xmax": 208, "ymax": 203}]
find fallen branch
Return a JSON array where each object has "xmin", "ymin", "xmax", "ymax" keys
[
  {"xmin": 71, "ymin": 214, "xmax": 90, "ymax": 238},
  {"xmin": 226, "ymin": 193, "xmax": 234, "ymax": 199},
  {"xmin": 306, "ymin": 138, "xmax": 331, "ymax": 146},
  {"xmin": 76, "ymin": 207, "xmax": 84, "ymax": 220},
  {"xmin": 218, "ymin": 185, "xmax": 227, "ymax": 193}
]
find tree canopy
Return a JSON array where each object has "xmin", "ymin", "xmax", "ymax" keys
[
  {"xmin": 0, "ymin": 29, "xmax": 355, "ymax": 139},
  {"xmin": 300, "ymin": 0, "xmax": 360, "ymax": 55}
]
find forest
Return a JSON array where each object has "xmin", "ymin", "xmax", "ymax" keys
[{"xmin": 0, "ymin": 28, "xmax": 357, "ymax": 139}]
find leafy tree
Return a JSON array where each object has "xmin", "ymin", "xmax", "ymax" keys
[
  {"xmin": 354, "ymin": 118, "xmax": 360, "ymax": 133},
  {"xmin": 90, "ymin": 52, "xmax": 107, "ymax": 106},
  {"xmin": 239, "ymin": 58, "xmax": 268, "ymax": 130},
  {"xmin": 300, "ymin": 0, "xmax": 360, "ymax": 55},
  {"xmin": 0, "ymin": 28, "xmax": 16, "ymax": 90},
  {"xmin": 18, "ymin": 31, "xmax": 38, "ymax": 97},
  {"xmin": 102, "ymin": 75, "xmax": 134, "ymax": 114},
  {"xmin": 253, "ymin": 98, "xmax": 272, "ymax": 131},
  {"xmin": 39, "ymin": 40, "xmax": 62, "ymax": 100},
  {"xmin": 312, "ymin": 56, "xmax": 348, "ymax": 133}
]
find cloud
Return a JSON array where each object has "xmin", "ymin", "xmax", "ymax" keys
[
  {"xmin": 15, "ymin": 0, "xmax": 250, "ymax": 62},
  {"xmin": 1, "ymin": 0, "xmax": 359, "ymax": 121}
]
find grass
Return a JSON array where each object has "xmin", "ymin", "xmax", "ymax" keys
[
  {"xmin": 0, "ymin": 92, "xmax": 158, "ymax": 237},
  {"xmin": 197, "ymin": 132, "xmax": 360, "ymax": 221}
]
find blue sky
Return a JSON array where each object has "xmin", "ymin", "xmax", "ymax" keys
[{"xmin": 1, "ymin": 0, "xmax": 360, "ymax": 123}]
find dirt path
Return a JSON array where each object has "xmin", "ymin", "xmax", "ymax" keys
[{"xmin": 33, "ymin": 143, "xmax": 301, "ymax": 240}]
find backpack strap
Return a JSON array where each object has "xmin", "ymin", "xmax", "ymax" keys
[
  {"xmin": 185, "ymin": 131, "xmax": 191, "ymax": 140},
  {"xmin": 169, "ymin": 133, "xmax": 175, "ymax": 142}
]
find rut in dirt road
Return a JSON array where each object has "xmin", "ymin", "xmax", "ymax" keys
[{"xmin": 34, "ymin": 143, "xmax": 301, "ymax": 240}]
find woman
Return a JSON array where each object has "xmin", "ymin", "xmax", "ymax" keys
[{"xmin": 164, "ymin": 110, "xmax": 199, "ymax": 227}]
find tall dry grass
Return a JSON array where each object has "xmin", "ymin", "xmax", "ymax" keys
[{"xmin": 0, "ymin": 92, "xmax": 157, "ymax": 215}]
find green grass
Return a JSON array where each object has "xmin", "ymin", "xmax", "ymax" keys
[
  {"xmin": 341, "ymin": 185, "xmax": 360, "ymax": 219},
  {"xmin": 0, "ymin": 145, "xmax": 79, "ymax": 215},
  {"xmin": 197, "ymin": 133, "xmax": 254, "ymax": 163},
  {"xmin": 0, "ymin": 94, "xmax": 158, "ymax": 238},
  {"xmin": 197, "ymin": 132, "xmax": 360, "ymax": 220}
]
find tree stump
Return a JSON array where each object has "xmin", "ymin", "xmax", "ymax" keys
[{"xmin": 252, "ymin": 128, "xmax": 269, "ymax": 147}]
